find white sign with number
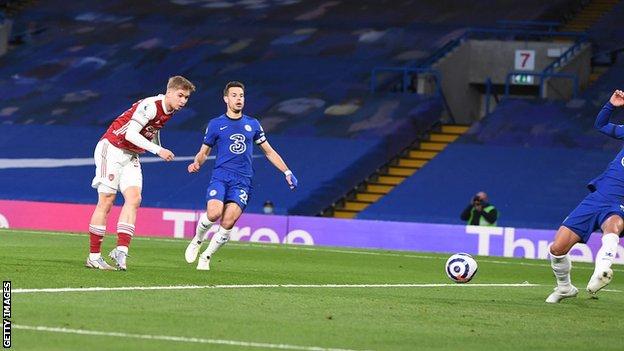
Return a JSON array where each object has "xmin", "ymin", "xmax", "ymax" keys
[{"xmin": 514, "ymin": 50, "xmax": 535, "ymax": 71}]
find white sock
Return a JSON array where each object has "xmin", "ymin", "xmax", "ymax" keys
[
  {"xmin": 550, "ymin": 251, "xmax": 572, "ymax": 288},
  {"xmin": 116, "ymin": 246, "xmax": 129, "ymax": 254},
  {"xmin": 89, "ymin": 253, "xmax": 102, "ymax": 260},
  {"xmin": 593, "ymin": 233, "xmax": 619, "ymax": 276},
  {"xmin": 194, "ymin": 213, "xmax": 215, "ymax": 242},
  {"xmin": 200, "ymin": 227, "xmax": 231, "ymax": 259}
]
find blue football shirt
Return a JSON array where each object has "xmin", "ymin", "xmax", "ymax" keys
[
  {"xmin": 588, "ymin": 102, "xmax": 624, "ymax": 200},
  {"xmin": 203, "ymin": 114, "xmax": 266, "ymax": 178}
]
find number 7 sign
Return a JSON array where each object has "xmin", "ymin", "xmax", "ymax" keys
[{"xmin": 515, "ymin": 50, "xmax": 535, "ymax": 71}]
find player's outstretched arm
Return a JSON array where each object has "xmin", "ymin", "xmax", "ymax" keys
[
  {"xmin": 125, "ymin": 120, "xmax": 175, "ymax": 161},
  {"xmin": 188, "ymin": 144, "xmax": 211, "ymax": 173},
  {"xmin": 258, "ymin": 141, "xmax": 297, "ymax": 189},
  {"xmin": 595, "ymin": 90, "xmax": 624, "ymax": 139}
]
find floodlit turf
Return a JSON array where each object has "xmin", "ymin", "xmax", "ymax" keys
[{"xmin": 1, "ymin": 229, "xmax": 623, "ymax": 351}]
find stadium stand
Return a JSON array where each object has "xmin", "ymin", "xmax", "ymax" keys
[
  {"xmin": 358, "ymin": 20, "xmax": 624, "ymax": 229},
  {"xmin": 566, "ymin": 0, "xmax": 622, "ymax": 40},
  {"xmin": 0, "ymin": 0, "xmax": 578, "ymax": 215}
]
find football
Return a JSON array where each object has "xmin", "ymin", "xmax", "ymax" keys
[{"xmin": 445, "ymin": 253, "xmax": 478, "ymax": 283}]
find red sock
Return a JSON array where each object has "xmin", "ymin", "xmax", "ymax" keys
[
  {"xmin": 117, "ymin": 233, "xmax": 132, "ymax": 248},
  {"xmin": 89, "ymin": 233, "xmax": 104, "ymax": 253},
  {"xmin": 88, "ymin": 224, "xmax": 106, "ymax": 253}
]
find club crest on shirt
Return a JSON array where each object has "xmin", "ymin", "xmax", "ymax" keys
[
  {"xmin": 108, "ymin": 174, "xmax": 115, "ymax": 181},
  {"xmin": 244, "ymin": 124, "xmax": 252, "ymax": 132},
  {"xmin": 209, "ymin": 190, "xmax": 217, "ymax": 196}
]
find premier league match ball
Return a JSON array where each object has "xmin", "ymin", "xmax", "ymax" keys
[{"xmin": 445, "ymin": 253, "xmax": 478, "ymax": 283}]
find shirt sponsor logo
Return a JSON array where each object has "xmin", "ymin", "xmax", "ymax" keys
[{"xmin": 229, "ymin": 134, "xmax": 246, "ymax": 154}]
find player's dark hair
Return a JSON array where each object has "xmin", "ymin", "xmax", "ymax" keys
[{"xmin": 223, "ymin": 81, "xmax": 245, "ymax": 96}]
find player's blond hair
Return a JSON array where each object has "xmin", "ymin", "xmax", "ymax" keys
[
  {"xmin": 167, "ymin": 76, "xmax": 196, "ymax": 92},
  {"xmin": 223, "ymin": 81, "xmax": 245, "ymax": 96}
]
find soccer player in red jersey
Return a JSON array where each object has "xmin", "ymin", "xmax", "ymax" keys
[{"xmin": 86, "ymin": 76, "xmax": 195, "ymax": 270}]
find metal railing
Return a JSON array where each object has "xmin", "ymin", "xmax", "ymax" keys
[
  {"xmin": 370, "ymin": 66, "xmax": 454, "ymax": 123},
  {"xmin": 484, "ymin": 77, "xmax": 493, "ymax": 116},
  {"xmin": 417, "ymin": 27, "xmax": 587, "ymax": 69},
  {"xmin": 372, "ymin": 27, "xmax": 587, "ymax": 88},
  {"xmin": 542, "ymin": 40, "xmax": 585, "ymax": 75},
  {"xmin": 495, "ymin": 20, "xmax": 561, "ymax": 32},
  {"xmin": 370, "ymin": 26, "xmax": 588, "ymax": 116},
  {"xmin": 370, "ymin": 66, "xmax": 441, "ymax": 94}
]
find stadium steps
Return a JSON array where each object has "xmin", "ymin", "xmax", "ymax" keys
[
  {"xmin": 560, "ymin": 0, "xmax": 619, "ymax": 32},
  {"xmin": 328, "ymin": 124, "xmax": 470, "ymax": 219},
  {"xmin": 558, "ymin": 0, "xmax": 618, "ymax": 86}
]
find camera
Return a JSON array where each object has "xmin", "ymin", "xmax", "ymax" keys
[{"xmin": 472, "ymin": 196, "xmax": 481, "ymax": 205}]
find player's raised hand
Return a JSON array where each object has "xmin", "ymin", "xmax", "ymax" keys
[
  {"xmin": 610, "ymin": 90, "xmax": 624, "ymax": 107},
  {"xmin": 158, "ymin": 148, "xmax": 175, "ymax": 161},
  {"xmin": 285, "ymin": 170, "xmax": 298, "ymax": 190},
  {"xmin": 188, "ymin": 161, "xmax": 201, "ymax": 173}
]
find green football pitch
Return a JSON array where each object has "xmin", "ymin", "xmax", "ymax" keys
[{"xmin": 1, "ymin": 229, "xmax": 623, "ymax": 351}]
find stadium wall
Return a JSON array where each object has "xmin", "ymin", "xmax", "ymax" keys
[{"xmin": 2, "ymin": 199, "xmax": 622, "ymax": 264}]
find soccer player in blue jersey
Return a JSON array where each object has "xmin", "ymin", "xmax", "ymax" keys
[
  {"xmin": 546, "ymin": 90, "xmax": 624, "ymax": 303},
  {"xmin": 184, "ymin": 81, "xmax": 298, "ymax": 270}
]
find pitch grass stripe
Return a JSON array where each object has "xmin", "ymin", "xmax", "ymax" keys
[
  {"xmin": 12, "ymin": 283, "xmax": 540, "ymax": 294},
  {"xmin": 2, "ymin": 229, "xmax": 622, "ymax": 273},
  {"xmin": 13, "ymin": 325, "xmax": 365, "ymax": 351}
]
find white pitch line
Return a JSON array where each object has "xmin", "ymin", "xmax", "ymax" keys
[
  {"xmin": 12, "ymin": 283, "xmax": 540, "ymax": 294},
  {"xmin": 13, "ymin": 325, "xmax": 365, "ymax": 351}
]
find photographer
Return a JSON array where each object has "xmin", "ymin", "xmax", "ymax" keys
[{"xmin": 460, "ymin": 191, "xmax": 498, "ymax": 226}]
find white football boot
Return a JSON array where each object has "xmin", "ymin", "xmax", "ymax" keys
[
  {"xmin": 109, "ymin": 248, "xmax": 128, "ymax": 271},
  {"xmin": 85, "ymin": 256, "xmax": 116, "ymax": 270},
  {"xmin": 586, "ymin": 269, "xmax": 613, "ymax": 295},
  {"xmin": 185, "ymin": 237, "xmax": 204, "ymax": 263},
  {"xmin": 545, "ymin": 285, "xmax": 578, "ymax": 303},
  {"xmin": 196, "ymin": 256, "xmax": 210, "ymax": 271}
]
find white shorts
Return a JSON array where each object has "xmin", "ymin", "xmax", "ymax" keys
[{"xmin": 91, "ymin": 139, "xmax": 143, "ymax": 194}]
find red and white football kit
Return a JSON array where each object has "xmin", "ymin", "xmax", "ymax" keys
[{"xmin": 91, "ymin": 94, "xmax": 172, "ymax": 193}]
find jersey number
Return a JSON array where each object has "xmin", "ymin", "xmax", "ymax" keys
[
  {"xmin": 229, "ymin": 134, "xmax": 246, "ymax": 154},
  {"xmin": 239, "ymin": 189, "xmax": 248, "ymax": 205}
]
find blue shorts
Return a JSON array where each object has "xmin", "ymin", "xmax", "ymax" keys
[
  {"xmin": 206, "ymin": 168, "xmax": 252, "ymax": 210},
  {"xmin": 562, "ymin": 190, "xmax": 624, "ymax": 243}
]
